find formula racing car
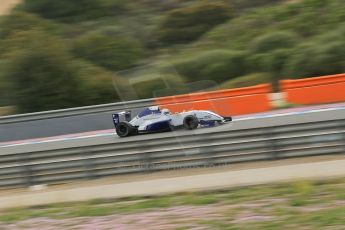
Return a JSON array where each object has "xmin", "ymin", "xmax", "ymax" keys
[{"xmin": 112, "ymin": 106, "xmax": 232, "ymax": 137}]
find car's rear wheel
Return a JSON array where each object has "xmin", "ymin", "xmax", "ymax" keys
[
  {"xmin": 183, "ymin": 115, "xmax": 199, "ymax": 130},
  {"xmin": 116, "ymin": 121, "xmax": 135, "ymax": 137}
]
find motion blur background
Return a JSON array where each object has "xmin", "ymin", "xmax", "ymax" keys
[
  {"xmin": 0, "ymin": 0, "xmax": 344, "ymax": 114},
  {"xmin": 0, "ymin": 1, "xmax": 345, "ymax": 229}
]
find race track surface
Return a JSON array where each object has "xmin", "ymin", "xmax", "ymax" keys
[{"xmin": 1, "ymin": 102, "xmax": 345, "ymax": 153}]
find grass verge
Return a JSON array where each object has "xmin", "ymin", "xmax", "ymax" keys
[{"xmin": 0, "ymin": 177, "xmax": 344, "ymax": 228}]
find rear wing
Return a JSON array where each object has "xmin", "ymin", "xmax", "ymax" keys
[{"xmin": 112, "ymin": 111, "xmax": 131, "ymax": 128}]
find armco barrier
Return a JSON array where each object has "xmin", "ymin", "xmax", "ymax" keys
[
  {"xmin": 281, "ymin": 73, "xmax": 345, "ymax": 105},
  {"xmin": 1, "ymin": 113, "xmax": 345, "ymax": 189},
  {"xmin": 0, "ymin": 99, "xmax": 155, "ymax": 142},
  {"xmin": 155, "ymin": 84, "xmax": 272, "ymax": 116}
]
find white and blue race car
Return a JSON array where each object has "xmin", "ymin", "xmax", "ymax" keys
[{"xmin": 112, "ymin": 106, "xmax": 232, "ymax": 137}]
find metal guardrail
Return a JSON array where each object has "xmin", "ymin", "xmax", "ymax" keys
[
  {"xmin": 0, "ymin": 98, "xmax": 154, "ymax": 124},
  {"xmin": 1, "ymin": 118, "xmax": 344, "ymax": 189},
  {"xmin": 0, "ymin": 98, "xmax": 155, "ymax": 143}
]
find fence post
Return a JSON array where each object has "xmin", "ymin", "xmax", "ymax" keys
[
  {"xmin": 82, "ymin": 150, "xmax": 97, "ymax": 180},
  {"xmin": 139, "ymin": 150, "xmax": 153, "ymax": 173},
  {"xmin": 18, "ymin": 152, "xmax": 33, "ymax": 187},
  {"xmin": 264, "ymin": 127, "xmax": 279, "ymax": 160},
  {"xmin": 341, "ymin": 120, "xmax": 345, "ymax": 154},
  {"xmin": 197, "ymin": 133, "xmax": 217, "ymax": 168},
  {"xmin": 135, "ymin": 142, "xmax": 154, "ymax": 173}
]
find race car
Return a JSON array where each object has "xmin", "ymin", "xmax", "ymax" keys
[{"xmin": 112, "ymin": 106, "xmax": 232, "ymax": 137}]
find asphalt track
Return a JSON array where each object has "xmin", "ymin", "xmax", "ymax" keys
[
  {"xmin": 1, "ymin": 102, "xmax": 345, "ymax": 155},
  {"xmin": 0, "ymin": 103, "xmax": 345, "ymax": 148},
  {"xmin": 1, "ymin": 102, "xmax": 345, "ymax": 144}
]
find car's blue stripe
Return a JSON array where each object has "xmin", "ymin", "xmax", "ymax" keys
[{"xmin": 146, "ymin": 120, "xmax": 171, "ymax": 132}]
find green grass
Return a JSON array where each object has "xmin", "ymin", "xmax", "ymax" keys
[{"xmin": 0, "ymin": 178, "xmax": 344, "ymax": 228}]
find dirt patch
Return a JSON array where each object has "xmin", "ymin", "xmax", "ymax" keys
[
  {"xmin": 0, "ymin": 106, "xmax": 15, "ymax": 116},
  {"xmin": 0, "ymin": 0, "xmax": 21, "ymax": 15}
]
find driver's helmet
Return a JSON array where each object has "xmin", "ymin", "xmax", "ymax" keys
[{"xmin": 162, "ymin": 108, "xmax": 170, "ymax": 115}]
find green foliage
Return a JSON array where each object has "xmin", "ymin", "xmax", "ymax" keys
[
  {"xmin": 247, "ymin": 49, "xmax": 292, "ymax": 78},
  {"xmin": 231, "ymin": 0, "xmax": 285, "ymax": 10},
  {"xmin": 157, "ymin": 1, "xmax": 232, "ymax": 45},
  {"xmin": 22, "ymin": 0, "xmax": 128, "ymax": 22},
  {"xmin": 283, "ymin": 40, "xmax": 345, "ymax": 78},
  {"xmin": 175, "ymin": 50, "xmax": 247, "ymax": 83},
  {"xmin": 1, "ymin": 178, "xmax": 344, "ymax": 229},
  {"xmin": 132, "ymin": 75, "xmax": 184, "ymax": 99},
  {"xmin": 289, "ymin": 181, "xmax": 315, "ymax": 206},
  {"xmin": 262, "ymin": 49, "xmax": 292, "ymax": 74},
  {"xmin": 204, "ymin": 0, "xmax": 345, "ymax": 50},
  {"xmin": 0, "ymin": 12, "xmax": 61, "ymax": 41},
  {"xmin": 3, "ymin": 37, "xmax": 83, "ymax": 113},
  {"xmin": 1, "ymin": 0, "xmax": 345, "ymax": 113},
  {"xmin": 249, "ymin": 31, "xmax": 298, "ymax": 54},
  {"xmin": 73, "ymin": 32, "xmax": 145, "ymax": 71},
  {"xmin": 218, "ymin": 72, "xmax": 273, "ymax": 89},
  {"xmin": 132, "ymin": 79, "xmax": 166, "ymax": 99},
  {"xmin": 75, "ymin": 61, "xmax": 120, "ymax": 106}
]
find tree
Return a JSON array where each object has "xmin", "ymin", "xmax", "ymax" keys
[
  {"xmin": 175, "ymin": 50, "xmax": 248, "ymax": 83},
  {"xmin": 72, "ymin": 32, "xmax": 145, "ymax": 71},
  {"xmin": 3, "ymin": 34, "xmax": 83, "ymax": 113},
  {"xmin": 75, "ymin": 60, "xmax": 120, "ymax": 106},
  {"xmin": 23, "ymin": 0, "xmax": 129, "ymax": 22},
  {"xmin": 283, "ymin": 41, "xmax": 345, "ymax": 78},
  {"xmin": 0, "ymin": 12, "xmax": 61, "ymax": 41},
  {"xmin": 249, "ymin": 31, "xmax": 298, "ymax": 54},
  {"xmin": 157, "ymin": 1, "xmax": 233, "ymax": 45}
]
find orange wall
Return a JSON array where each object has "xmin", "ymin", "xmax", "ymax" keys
[
  {"xmin": 281, "ymin": 73, "xmax": 345, "ymax": 105},
  {"xmin": 155, "ymin": 84, "xmax": 272, "ymax": 116}
]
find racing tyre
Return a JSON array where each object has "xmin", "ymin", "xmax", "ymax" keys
[
  {"xmin": 183, "ymin": 115, "xmax": 199, "ymax": 130},
  {"xmin": 116, "ymin": 121, "xmax": 134, "ymax": 137}
]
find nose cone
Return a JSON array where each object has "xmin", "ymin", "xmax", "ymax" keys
[{"xmin": 224, "ymin": 116, "xmax": 232, "ymax": 122}]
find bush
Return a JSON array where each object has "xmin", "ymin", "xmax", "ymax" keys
[
  {"xmin": 132, "ymin": 74, "xmax": 184, "ymax": 99},
  {"xmin": 247, "ymin": 49, "xmax": 292, "ymax": 74},
  {"xmin": 75, "ymin": 61, "xmax": 120, "ymax": 105},
  {"xmin": 231, "ymin": 0, "xmax": 284, "ymax": 10},
  {"xmin": 22, "ymin": 0, "xmax": 126, "ymax": 22},
  {"xmin": 283, "ymin": 40, "xmax": 345, "ymax": 78},
  {"xmin": 5, "ymin": 47, "xmax": 82, "ymax": 113},
  {"xmin": 132, "ymin": 79, "xmax": 166, "ymax": 99},
  {"xmin": 218, "ymin": 72, "xmax": 273, "ymax": 89},
  {"xmin": 175, "ymin": 50, "xmax": 248, "ymax": 83},
  {"xmin": 1, "ymin": 29, "xmax": 121, "ymax": 112},
  {"xmin": 250, "ymin": 31, "xmax": 298, "ymax": 54},
  {"xmin": 72, "ymin": 32, "xmax": 145, "ymax": 71},
  {"xmin": 157, "ymin": 1, "xmax": 232, "ymax": 45},
  {"xmin": 1, "ymin": 30, "xmax": 85, "ymax": 113},
  {"xmin": 0, "ymin": 12, "xmax": 61, "ymax": 41}
]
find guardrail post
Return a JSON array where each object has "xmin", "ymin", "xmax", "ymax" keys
[
  {"xmin": 191, "ymin": 131, "xmax": 217, "ymax": 168},
  {"xmin": 18, "ymin": 152, "xmax": 33, "ymax": 187},
  {"xmin": 82, "ymin": 151, "xmax": 97, "ymax": 180},
  {"xmin": 139, "ymin": 151, "xmax": 153, "ymax": 173},
  {"xmin": 264, "ymin": 127, "xmax": 279, "ymax": 160},
  {"xmin": 341, "ymin": 121, "xmax": 345, "ymax": 154}
]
